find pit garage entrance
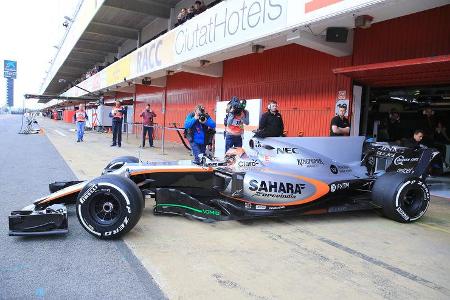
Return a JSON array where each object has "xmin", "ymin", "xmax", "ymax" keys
[{"xmin": 334, "ymin": 54, "xmax": 450, "ymax": 196}]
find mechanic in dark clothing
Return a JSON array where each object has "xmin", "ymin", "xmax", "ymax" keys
[
  {"xmin": 420, "ymin": 107, "xmax": 437, "ymax": 147},
  {"xmin": 109, "ymin": 100, "xmax": 126, "ymax": 147},
  {"xmin": 387, "ymin": 110, "xmax": 404, "ymax": 143},
  {"xmin": 140, "ymin": 104, "xmax": 157, "ymax": 148},
  {"xmin": 256, "ymin": 100, "xmax": 284, "ymax": 138},
  {"xmin": 330, "ymin": 104, "xmax": 350, "ymax": 136},
  {"xmin": 402, "ymin": 129, "xmax": 425, "ymax": 149}
]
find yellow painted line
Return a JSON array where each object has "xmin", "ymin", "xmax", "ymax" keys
[{"xmin": 416, "ymin": 222, "xmax": 450, "ymax": 234}]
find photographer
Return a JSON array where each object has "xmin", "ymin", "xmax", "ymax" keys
[
  {"xmin": 184, "ymin": 105, "xmax": 216, "ymax": 164},
  {"xmin": 109, "ymin": 100, "xmax": 126, "ymax": 147},
  {"xmin": 255, "ymin": 100, "xmax": 284, "ymax": 138},
  {"xmin": 225, "ymin": 97, "xmax": 249, "ymax": 152}
]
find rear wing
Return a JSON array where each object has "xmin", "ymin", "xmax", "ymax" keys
[{"xmin": 363, "ymin": 143, "xmax": 440, "ymax": 177}]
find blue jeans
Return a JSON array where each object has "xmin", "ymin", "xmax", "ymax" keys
[
  {"xmin": 191, "ymin": 142, "xmax": 206, "ymax": 163},
  {"xmin": 225, "ymin": 135, "xmax": 242, "ymax": 152},
  {"xmin": 76, "ymin": 121, "xmax": 85, "ymax": 141},
  {"xmin": 142, "ymin": 126, "xmax": 154, "ymax": 147}
]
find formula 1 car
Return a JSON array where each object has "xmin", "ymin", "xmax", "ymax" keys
[{"xmin": 9, "ymin": 137, "xmax": 438, "ymax": 239}]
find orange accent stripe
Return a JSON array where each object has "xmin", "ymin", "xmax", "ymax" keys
[
  {"xmin": 305, "ymin": 0, "xmax": 342, "ymax": 13},
  {"xmin": 130, "ymin": 167, "xmax": 213, "ymax": 176},
  {"xmin": 40, "ymin": 187, "xmax": 83, "ymax": 204}
]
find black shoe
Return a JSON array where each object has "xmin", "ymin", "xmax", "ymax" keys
[
  {"xmin": 111, "ymin": 143, "xmax": 116, "ymax": 147},
  {"xmin": 77, "ymin": 140, "xmax": 80, "ymax": 143},
  {"xmin": 118, "ymin": 144, "xmax": 121, "ymax": 147}
]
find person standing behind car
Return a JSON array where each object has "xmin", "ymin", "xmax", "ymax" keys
[
  {"xmin": 110, "ymin": 100, "xmax": 126, "ymax": 147},
  {"xmin": 184, "ymin": 105, "xmax": 216, "ymax": 164},
  {"xmin": 140, "ymin": 104, "xmax": 157, "ymax": 148},
  {"xmin": 256, "ymin": 100, "xmax": 284, "ymax": 138},
  {"xmin": 74, "ymin": 103, "xmax": 88, "ymax": 142},
  {"xmin": 330, "ymin": 104, "xmax": 350, "ymax": 136},
  {"xmin": 225, "ymin": 97, "xmax": 249, "ymax": 152}
]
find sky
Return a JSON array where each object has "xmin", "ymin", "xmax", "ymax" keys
[{"xmin": 0, "ymin": 0, "xmax": 80, "ymax": 109}]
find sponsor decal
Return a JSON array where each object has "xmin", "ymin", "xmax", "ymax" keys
[
  {"xmin": 79, "ymin": 184, "xmax": 98, "ymax": 204},
  {"xmin": 245, "ymin": 202, "xmax": 252, "ymax": 209},
  {"xmin": 380, "ymin": 145, "xmax": 400, "ymax": 152},
  {"xmin": 249, "ymin": 179, "xmax": 305, "ymax": 199},
  {"xmin": 330, "ymin": 165, "xmax": 338, "ymax": 174},
  {"xmin": 255, "ymin": 205, "xmax": 266, "ymax": 210},
  {"xmin": 238, "ymin": 160, "xmax": 260, "ymax": 167},
  {"xmin": 202, "ymin": 209, "xmax": 221, "ymax": 216},
  {"xmin": 277, "ymin": 147, "xmax": 299, "ymax": 154},
  {"xmin": 330, "ymin": 182, "xmax": 349, "ymax": 193},
  {"xmin": 376, "ymin": 150, "xmax": 395, "ymax": 158},
  {"xmin": 297, "ymin": 158, "xmax": 324, "ymax": 167},
  {"xmin": 337, "ymin": 165, "xmax": 351, "ymax": 173},
  {"xmin": 105, "ymin": 216, "xmax": 129, "ymax": 236},
  {"xmin": 397, "ymin": 168, "xmax": 414, "ymax": 174},
  {"xmin": 268, "ymin": 206, "xmax": 285, "ymax": 210},
  {"xmin": 394, "ymin": 155, "xmax": 419, "ymax": 166},
  {"xmin": 396, "ymin": 207, "xmax": 409, "ymax": 221}
]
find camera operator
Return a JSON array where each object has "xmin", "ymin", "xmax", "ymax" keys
[
  {"xmin": 109, "ymin": 100, "xmax": 126, "ymax": 147},
  {"xmin": 225, "ymin": 97, "xmax": 249, "ymax": 152},
  {"xmin": 255, "ymin": 100, "xmax": 284, "ymax": 138},
  {"xmin": 184, "ymin": 104, "xmax": 216, "ymax": 164}
]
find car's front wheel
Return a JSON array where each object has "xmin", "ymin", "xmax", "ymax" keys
[{"xmin": 76, "ymin": 175, "xmax": 144, "ymax": 239}]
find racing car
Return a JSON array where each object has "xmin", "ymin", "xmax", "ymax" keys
[{"xmin": 9, "ymin": 137, "xmax": 438, "ymax": 239}]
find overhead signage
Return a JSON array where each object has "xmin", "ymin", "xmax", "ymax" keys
[{"xmin": 4, "ymin": 60, "xmax": 17, "ymax": 79}]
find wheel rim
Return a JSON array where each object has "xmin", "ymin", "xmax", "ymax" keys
[
  {"xmin": 400, "ymin": 187, "xmax": 424, "ymax": 216},
  {"xmin": 89, "ymin": 193, "xmax": 122, "ymax": 225}
]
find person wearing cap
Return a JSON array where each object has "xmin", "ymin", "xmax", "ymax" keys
[
  {"xmin": 73, "ymin": 103, "xmax": 88, "ymax": 142},
  {"xmin": 330, "ymin": 104, "xmax": 350, "ymax": 136},
  {"xmin": 109, "ymin": 100, "xmax": 126, "ymax": 147}
]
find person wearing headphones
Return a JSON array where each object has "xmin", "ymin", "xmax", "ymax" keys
[{"xmin": 256, "ymin": 100, "xmax": 284, "ymax": 138}]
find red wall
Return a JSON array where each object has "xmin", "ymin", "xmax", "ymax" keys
[
  {"xmin": 222, "ymin": 44, "xmax": 352, "ymax": 136},
  {"xmin": 353, "ymin": 5, "xmax": 450, "ymax": 65}
]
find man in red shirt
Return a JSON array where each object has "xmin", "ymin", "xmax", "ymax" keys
[
  {"xmin": 140, "ymin": 104, "xmax": 157, "ymax": 148},
  {"xmin": 74, "ymin": 103, "xmax": 88, "ymax": 142}
]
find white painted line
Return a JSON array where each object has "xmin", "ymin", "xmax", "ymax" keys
[{"xmin": 54, "ymin": 129, "xmax": 67, "ymax": 137}]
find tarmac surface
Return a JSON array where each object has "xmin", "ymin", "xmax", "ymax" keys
[
  {"xmin": 2, "ymin": 114, "xmax": 450, "ymax": 300},
  {"xmin": 0, "ymin": 115, "xmax": 165, "ymax": 300}
]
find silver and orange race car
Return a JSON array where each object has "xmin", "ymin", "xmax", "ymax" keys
[{"xmin": 9, "ymin": 137, "xmax": 438, "ymax": 239}]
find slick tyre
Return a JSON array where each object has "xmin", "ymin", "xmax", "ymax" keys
[
  {"xmin": 76, "ymin": 175, "xmax": 144, "ymax": 239},
  {"xmin": 372, "ymin": 173, "xmax": 430, "ymax": 223},
  {"xmin": 102, "ymin": 156, "xmax": 139, "ymax": 175}
]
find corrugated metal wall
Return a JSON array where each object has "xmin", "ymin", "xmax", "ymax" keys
[
  {"xmin": 222, "ymin": 44, "xmax": 352, "ymax": 136},
  {"xmin": 134, "ymin": 85, "xmax": 165, "ymax": 137},
  {"xmin": 165, "ymin": 72, "xmax": 221, "ymax": 142},
  {"xmin": 353, "ymin": 5, "xmax": 450, "ymax": 65}
]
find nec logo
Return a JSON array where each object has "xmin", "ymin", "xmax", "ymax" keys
[
  {"xmin": 276, "ymin": 148, "xmax": 299, "ymax": 154},
  {"xmin": 305, "ymin": 0, "xmax": 343, "ymax": 13}
]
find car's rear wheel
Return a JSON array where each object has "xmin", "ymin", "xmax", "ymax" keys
[
  {"xmin": 76, "ymin": 175, "xmax": 144, "ymax": 239},
  {"xmin": 372, "ymin": 173, "xmax": 430, "ymax": 223},
  {"xmin": 102, "ymin": 156, "xmax": 139, "ymax": 175}
]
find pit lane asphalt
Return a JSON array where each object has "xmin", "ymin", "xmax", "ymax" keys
[{"xmin": 0, "ymin": 115, "xmax": 165, "ymax": 300}]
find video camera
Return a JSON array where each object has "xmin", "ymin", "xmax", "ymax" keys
[{"xmin": 228, "ymin": 96, "xmax": 247, "ymax": 115}]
